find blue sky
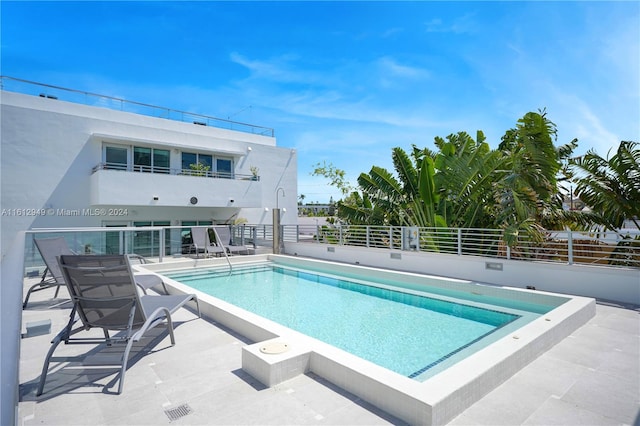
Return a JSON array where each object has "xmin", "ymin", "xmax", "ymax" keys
[{"xmin": 2, "ymin": 1, "xmax": 638, "ymax": 203}]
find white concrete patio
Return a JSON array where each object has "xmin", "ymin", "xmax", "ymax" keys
[{"xmin": 18, "ymin": 279, "xmax": 639, "ymax": 425}]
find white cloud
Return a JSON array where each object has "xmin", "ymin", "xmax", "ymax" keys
[
  {"xmin": 381, "ymin": 27, "xmax": 403, "ymax": 38},
  {"xmin": 600, "ymin": 22, "xmax": 640, "ymax": 99},
  {"xmin": 227, "ymin": 52, "xmax": 452, "ymax": 130},
  {"xmin": 424, "ymin": 13, "xmax": 477, "ymax": 34},
  {"xmin": 549, "ymin": 91, "xmax": 622, "ymax": 156},
  {"xmin": 570, "ymin": 105, "xmax": 621, "ymax": 155},
  {"xmin": 229, "ymin": 52, "xmax": 310, "ymax": 84},
  {"xmin": 377, "ymin": 56, "xmax": 430, "ymax": 80}
]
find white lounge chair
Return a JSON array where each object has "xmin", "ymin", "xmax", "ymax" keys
[
  {"xmin": 213, "ymin": 226, "xmax": 251, "ymax": 255},
  {"xmin": 36, "ymin": 254, "xmax": 200, "ymax": 395},
  {"xmin": 190, "ymin": 227, "xmax": 225, "ymax": 257}
]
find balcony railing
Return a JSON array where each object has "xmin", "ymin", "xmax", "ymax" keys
[
  {"xmin": 23, "ymin": 225, "xmax": 639, "ymax": 276},
  {"xmin": 92, "ymin": 163, "xmax": 259, "ymax": 181},
  {"xmin": 1, "ymin": 76, "xmax": 274, "ymax": 137},
  {"xmin": 23, "ymin": 225, "xmax": 267, "ymax": 272},
  {"xmin": 287, "ymin": 224, "xmax": 640, "ymax": 269}
]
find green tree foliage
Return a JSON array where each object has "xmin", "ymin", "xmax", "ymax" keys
[
  {"xmin": 493, "ymin": 110, "xmax": 579, "ymax": 243},
  {"xmin": 189, "ymin": 162, "xmax": 210, "ymax": 176},
  {"xmin": 570, "ymin": 141, "xmax": 640, "ymax": 231},
  {"xmin": 311, "ymin": 161, "xmax": 355, "ymax": 196},
  {"xmin": 432, "ymin": 131, "xmax": 502, "ymax": 229},
  {"xmin": 332, "ymin": 110, "xmax": 583, "ymax": 245}
]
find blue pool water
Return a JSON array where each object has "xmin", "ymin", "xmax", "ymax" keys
[{"xmin": 166, "ymin": 264, "xmax": 523, "ymax": 378}]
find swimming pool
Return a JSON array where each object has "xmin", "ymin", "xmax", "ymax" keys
[
  {"xmin": 140, "ymin": 254, "xmax": 595, "ymax": 425},
  {"xmin": 166, "ymin": 263, "xmax": 534, "ymax": 380}
]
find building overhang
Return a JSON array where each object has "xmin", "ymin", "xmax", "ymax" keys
[{"xmin": 91, "ymin": 133, "xmax": 247, "ymax": 157}]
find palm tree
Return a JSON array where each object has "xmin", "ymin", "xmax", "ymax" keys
[
  {"xmin": 570, "ymin": 141, "xmax": 640, "ymax": 231},
  {"xmin": 432, "ymin": 131, "xmax": 504, "ymax": 229},
  {"xmin": 569, "ymin": 141, "xmax": 639, "ymax": 266},
  {"xmin": 327, "ymin": 111, "xmax": 586, "ymax": 251},
  {"xmin": 494, "ymin": 110, "xmax": 580, "ymax": 245},
  {"xmin": 349, "ymin": 147, "xmax": 446, "ymax": 227}
]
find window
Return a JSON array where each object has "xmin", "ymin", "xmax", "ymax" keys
[
  {"xmin": 216, "ymin": 158, "xmax": 233, "ymax": 179},
  {"xmin": 103, "ymin": 222, "xmax": 129, "ymax": 254},
  {"xmin": 153, "ymin": 149, "xmax": 170, "ymax": 173},
  {"xmin": 182, "ymin": 152, "xmax": 212, "ymax": 176},
  {"xmin": 134, "ymin": 147, "xmax": 170, "ymax": 173},
  {"xmin": 133, "ymin": 221, "xmax": 171, "ymax": 257},
  {"xmin": 104, "ymin": 146, "xmax": 128, "ymax": 170},
  {"xmin": 133, "ymin": 147, "xmax": 151, "ymax": 172},
  {"xmin": 103, "ymin": 144, "xmax": 169, "ymax": 174}
]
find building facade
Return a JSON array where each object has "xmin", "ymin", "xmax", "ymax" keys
[
  {"xmin": 1, "ymin": 84, "xmax": 298, "ymax": 258},
  {"xmin": 1, "ymin": 82, "xmax": 298, "ymax": 423}
]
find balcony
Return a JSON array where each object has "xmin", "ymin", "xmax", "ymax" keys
[{"xmin": 90, "ymin": 164, "xmax": 262, "ymax": 207}]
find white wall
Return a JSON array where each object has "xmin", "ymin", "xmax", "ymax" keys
[
  {"xmin": 0, "ymin": 233, "xmax": 25, "ymax": 426},
  {"xmin": 0, "ymin": 90, "xmax": 297, "ymax": 426},
  {"xmin": 285, "ymin": 243, "xmax": 640, "ymax": 305},
  {"xmin": 1, "ymin": 91, "xmax": 297, "ymax": 258}
]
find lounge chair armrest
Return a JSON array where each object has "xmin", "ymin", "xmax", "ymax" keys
[{"xmin": 133, "ymin": 306, "xmax": 173, "ymax": 341}]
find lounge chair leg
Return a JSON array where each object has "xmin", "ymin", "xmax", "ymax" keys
[
  {"xmin": 36, "ymin": 336, "xmax": 63, "ymax": 396},
  {"xmin": 166, "ymin": 312, "xmax": 176, "ymax": 345},
  {"xmin": 22, "ymin": 290, "xmax": 33, "ymax": 309},
  {"xmin": 194, "ymin": 297, "xmax": 201, "ymax": 318},
  {"xmin": 23, "ymin": 279, "xmax": 45, "ymax": 308},
  {"xmin": 117, "ymin": 339, "xmax": 135, "ymax": 394}
]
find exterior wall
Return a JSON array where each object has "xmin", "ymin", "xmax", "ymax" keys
[
  {"xmin": 0, "ymin": 89, "xmax": 298, "ymax": 425},
  {"xmin": 1, "ymin": 91, "xmax": 297, "ymax": 258},
  {"xmin": 0, "ymin": 232, "xmax": 25, "ymax": 426},
  {"xmin": 285, "ymin": 242, "xmax": 640, "ymax": 305}
]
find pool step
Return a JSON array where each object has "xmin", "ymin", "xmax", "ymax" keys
[{"xmin": 242, "ymin": 338, "xmax": 311, "ymax": 387}]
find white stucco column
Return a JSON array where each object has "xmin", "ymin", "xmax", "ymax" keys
[{"xmin": 1, "ymin": 231, "xmax": 26, "ymax": 426}]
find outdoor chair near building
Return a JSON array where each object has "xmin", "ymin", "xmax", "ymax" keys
[
  {"xmin": 25, "ymin": 237, "xmax": 168, "ymax": 309},
  {"xmin": 190, "ymin": 227, "xmax": 225, "ymax": 258},
  {"xmin": 24, "ymin": 237, "xmax": 73, "ymax": 309},
  {"xmin": 36, "ymin": 254, "xmax": 200, "ymax": 396},
  {"xmin": 213, "ymin": 225, "xmax": 252, "ymax": 255},
  {"xmin": 128, "ymin": 254, "xmax": 169, "ymax": 295}
]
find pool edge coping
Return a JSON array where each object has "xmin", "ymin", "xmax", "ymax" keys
[{"xmin": 136, "ymin": 255, "xmax": 596, "ymax": 425}]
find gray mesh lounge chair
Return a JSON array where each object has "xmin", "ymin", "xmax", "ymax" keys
[
  {"xmin": 213, "ymin": 226, "xmax": 251, "ymax": 255},
  {"xmin": 190, "ymin": 227, "xmax": 225, "ymax": 258},
  {"xmin": 24, "ymin": 237, "xmax": 73, "ymax": 308},
  {"xmin": 128, "ymin": 254, "xmax": 169, "ymax": 295},
  {"xmin": 25, "ymin": 238, "xmax": 168, "ymax": 308},
  {"xmin": 37, "ymin": 254, "xmax": 200, "ymax": 396}
]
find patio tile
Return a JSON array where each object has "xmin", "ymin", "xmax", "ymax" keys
[
  {"xmin": 522, "ymin": 395, "xmax": 628, "ymax": 426},
  {"xmin": 560, "ymin": 368, "xmax": 640, "ymax": 425},
  {"xmin": 18, "ymin": 274, "xmax": 640, "ymax": 426}
]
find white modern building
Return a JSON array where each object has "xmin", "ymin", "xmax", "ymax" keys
[
  {"xmin": 0, "ymin": 77, "xmax": 297, "ymax": 424},
  {"xmin": 0, "ymin": 78, "xmax": 298, "ymax": 257}
]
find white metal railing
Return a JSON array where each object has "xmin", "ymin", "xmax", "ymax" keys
[
  {"xmin": 284, "ymin": 224, "xmax": 640, "ymax": 269},
  {"xmin": 22, "ymin": 224, "xmax": 639, "ymax": 276},
  {"xmin": 91, "ymin": 163, "xmax": 259, "ymax": 181},
  {"xmin": 23, "ymin": 225, "xmax": 269, "ymax": 274},
  {"xmin": 1, "ymin": 76, "xmax": 274, "ymax": 137}
]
